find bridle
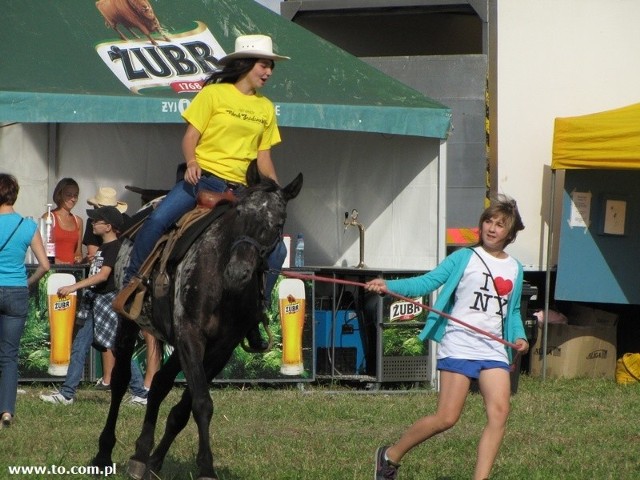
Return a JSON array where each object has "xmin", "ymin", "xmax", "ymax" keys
[
  {"xmin": 228, "ymin": 184, "xmax": 284, "ymax": 260},
  {"xmin": 230, "ymin": 229, "xmax": 282, "ymax": 260}
]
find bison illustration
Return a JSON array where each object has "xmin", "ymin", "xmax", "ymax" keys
[{"xmin": 96, "ymin": 0, "xmax": 170, "ymax": 45}]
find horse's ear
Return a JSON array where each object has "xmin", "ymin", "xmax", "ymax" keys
[
  {"xmin": 282, "ymin": 173, "xmax": 303, "ymax": 201},
  {"xmin": 245, "ymin": 159, "xmax": 261, "ymax": 187}
]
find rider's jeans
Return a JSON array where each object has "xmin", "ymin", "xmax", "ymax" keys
[{"xmin": 125, "ymin": 176, "xmax": 285, "ymax": 307}]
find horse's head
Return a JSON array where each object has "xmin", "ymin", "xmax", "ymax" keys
[{"xmin": 223, "ymin": 172, "xmax": 303, "ymax": 291}]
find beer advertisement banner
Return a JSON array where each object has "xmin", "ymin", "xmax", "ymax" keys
[
  {"xmin": 20, "ymin": 268, "xmax": 86, "ymax": 381},
  {"xmin": 0, "ymin": 0, "xmax": 450, "ymax": 139},
  {"xmin": 211, "ymin": 276, "xmax": 314, "ymax": 382},
  {"xmin": 22, "ymin": 271, "xmax": 314, "ymax": 383}
]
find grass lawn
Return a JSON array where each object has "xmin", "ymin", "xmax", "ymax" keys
[{"xmin": 2, "ymin": 375, "xmax": 639, "ymax": 479}]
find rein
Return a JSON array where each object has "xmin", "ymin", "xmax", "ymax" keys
[{"xmin": 280, "ymin": 271, "xmax": 521, "ymax": 354}]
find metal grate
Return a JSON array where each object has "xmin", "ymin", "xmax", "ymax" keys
[{"xmin": 382, "ymin": 356, "xmax": 430, "ymax": 382}]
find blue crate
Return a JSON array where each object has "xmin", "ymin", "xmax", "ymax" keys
[{"xmin": 315, "ymin": 310, "xmax": 366, "ymax": 373}]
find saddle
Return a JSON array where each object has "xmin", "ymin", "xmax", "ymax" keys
[{"xmin": 113, "ymin": 189, "xmax": 236, "ymax": 321}]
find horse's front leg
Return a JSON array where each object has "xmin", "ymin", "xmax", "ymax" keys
[
  {"xmin": 146, "ymin": 386, "xmax": 193, "ymax": 474},
  {"xmin": 176, "ymin": 337, "xmax": 217, "ymax": 480},
  {"xmin": 92, "ymin": 320, "xmax": 138, "ymax": 469},
  {"xmin": 127, "ymin": 350, "xmax": 182, "ymax": 480},
  {"xmin": 148, "ymin": 342, "xmax": 238, "ymax": 477}
]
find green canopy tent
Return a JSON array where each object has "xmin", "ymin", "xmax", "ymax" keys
[
  {"xmin": 0, "ymin": 0, "xmax": 451, "ymax": 139},
  {"xmin": 1, "ymin": 0, "xmax": 451, "ymax": 272}
]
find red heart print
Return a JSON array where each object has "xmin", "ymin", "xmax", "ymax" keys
[{"xmin": 494, "ymin": 277, "xmax": 513, "ymax": 296}]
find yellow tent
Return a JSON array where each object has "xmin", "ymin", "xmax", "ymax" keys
[
  {"xmin": 541, "ymin": 102, "xmax": 640, "ymax": 379},
  {"xmin": 552, "ymin": 102, "xmax": 640, "ymax": 170}
]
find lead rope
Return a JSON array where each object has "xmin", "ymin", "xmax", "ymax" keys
[{"xmin": 280, "ymin": 271, "xmax": 522, "ymax": 371}]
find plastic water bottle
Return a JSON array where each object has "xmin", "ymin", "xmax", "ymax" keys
[{"xmin": 294, "ymin": 233, "xmax": 305, "ymax": 267}]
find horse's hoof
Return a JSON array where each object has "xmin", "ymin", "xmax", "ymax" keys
[
  {"xmin": 126, "ymin": 459, "xmax": 146, "ymax": 480},
  {"xmin": 91, "ymin": 456, "xmax": 112, "ymax": 469},
  {"xmin": 243, "ymin": 322, "xmax": 270, "ymax": 353}
]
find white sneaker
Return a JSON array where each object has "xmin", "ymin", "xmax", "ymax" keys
[
  {"xmin": 129, "ymin": 395, "xmax": 147, "ymax": 406},
  {"xmin": 40, "ymin": 392, "xmax": 74, "ymax": 405},
  {"xmin": 1, "ymin": 412, "xmax": 12, "ymax": 428}
]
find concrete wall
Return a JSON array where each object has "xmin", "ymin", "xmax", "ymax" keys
[
  {"xmin": 282, "ymin": 0, "xmax": 640, "ymax": 273},
  {"xmin": 364, "ymin": 55, "xmax": 487, "ymax": 230},
  {"xmin": 494, "ymin": 0, "xmax": 640, "ymax": 270}
]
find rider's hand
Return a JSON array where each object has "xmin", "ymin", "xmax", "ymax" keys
[{"xmin": 184, "ymin": 160, "xmax": 201, "ymax": 185}]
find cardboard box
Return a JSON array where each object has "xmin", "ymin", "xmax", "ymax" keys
[
  {"xmin": 530, "ymin": 323, "xmax": 617, "ymax": 379},
  {"xmin": 569, "ymin": 304, "xmax": 619, "ymax": 327}
]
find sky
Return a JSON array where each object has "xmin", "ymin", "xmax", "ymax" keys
[{"xmin": 253, "ymin": 0, "xmax": 280, "ymax": 13}]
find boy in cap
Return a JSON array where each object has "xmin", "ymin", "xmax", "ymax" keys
[
  {"xmin": 85, "ymin": 189, "xmax": 161, "ymax": 402},
  {"xmin": 83, "ymin": 186, "xmax": 128, "ymax": 263},
  {"xmin": 40, "ymin": 206, "xmax": 125, "ymax": 404}
]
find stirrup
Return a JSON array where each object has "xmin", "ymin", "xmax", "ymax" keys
[{"xmin": 113, "ymin": 277, "xmax": 147, "ymax": 321}]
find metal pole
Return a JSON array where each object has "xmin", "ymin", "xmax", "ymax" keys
[
  {"xmin": 542, "ymin": 169, "xmax": 557, "ymax": 380},
  {"xmin": 431, "ymin": 139, "xmax": 448, "ymax": 390}
]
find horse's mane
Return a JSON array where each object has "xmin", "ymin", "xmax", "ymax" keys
[
  {"xmin": 243, "ymin": 160, "xmax": 280, "ymax": 195},
  {"xmin": 237, "ymin": 176, "xmax": 280, "ymax": 200}
]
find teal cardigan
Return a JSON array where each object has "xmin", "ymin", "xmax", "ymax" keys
[{"xmin": 386, "ymin": 248, "xmax": 526, "ymax": 362}]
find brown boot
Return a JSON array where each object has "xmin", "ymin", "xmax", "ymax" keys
[
  {"xmin": 245, "ymin": 324, "xmax": 269, "ymax": 352},
  {"xmin": 242, "ymin": 309, "xmax": 272, "ymax": 353}
]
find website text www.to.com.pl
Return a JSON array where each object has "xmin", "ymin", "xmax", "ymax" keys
[{"xmin": 7, "ymin": 463, "xmax": 116, "ymax": 477}]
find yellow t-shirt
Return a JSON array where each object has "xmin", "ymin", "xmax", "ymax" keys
[{"xmin": 182, "ymin": 83, "xmax": 281, "ymax": 184}]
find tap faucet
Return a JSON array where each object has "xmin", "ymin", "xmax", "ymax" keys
[{"xmin": 343, "ymin": 209, "xmax": 366, "ymax": 268}]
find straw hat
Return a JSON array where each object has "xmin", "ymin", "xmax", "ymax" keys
[
  {"xmin": 87, "ymin": 187, "xmax": 128, "ymax": 213},
  {"xmin": 218, "ymin": 34, "xmax": 290, "ymax": 65}
]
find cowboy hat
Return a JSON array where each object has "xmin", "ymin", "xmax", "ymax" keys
[
  {"xmin": 218, "ymin": 34, "xmax": 290, "ymax": 65},
  {"xmin": 87, "ymin": 187, "xmax": 128, "ymax": 213}
]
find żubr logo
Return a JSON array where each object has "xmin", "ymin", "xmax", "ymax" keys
[
  {"xmin": 587, "ymin": 349, "xmax": 608, "ymax": 360},
  {"xmin": 390, "ymin": 299, "xmax": 423, "ymax": 322},
  {"xmin": 96, "ymin": 21, "xmax": 225, "ymax": 94}
]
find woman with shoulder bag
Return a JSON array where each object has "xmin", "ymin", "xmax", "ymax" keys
[{"xmin": 0, "ymin": 174, "xmax": 50, "ymax": 427}]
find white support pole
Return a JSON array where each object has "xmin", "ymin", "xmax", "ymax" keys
[
  {"xmin": 430, "ymin": 139, "xmax": 448, "ymax": 390},
  {"xmin": 542, "ymin": 169, "xmax": 557, "ymax": 380}
]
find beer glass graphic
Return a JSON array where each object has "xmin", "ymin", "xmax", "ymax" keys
[
  {"xmin": 47, "ymin": 273, "xmax": 77, "ymax": 376},
  {"xmin": 279, "ymin": 278, "xmax": 305, "ymax": 375}
]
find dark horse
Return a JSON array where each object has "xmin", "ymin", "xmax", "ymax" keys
[{"xmin": 92, "ymin": 165, "xmax": 303, "ymax": 480}]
